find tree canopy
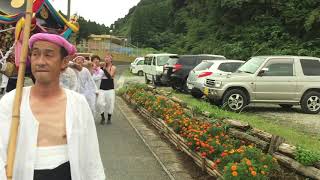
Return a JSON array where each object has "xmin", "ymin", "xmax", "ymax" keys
[{"xmin": 112, "ymin": 0, "xmax": 320, "ymax": 59}]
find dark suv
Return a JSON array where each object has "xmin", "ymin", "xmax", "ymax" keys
[{"xmin": 162, "ymin": 54, "xmax": 226, "ymax": 91}]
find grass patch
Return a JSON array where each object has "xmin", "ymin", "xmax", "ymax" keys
[{"xmin": 171, "ymin": 92, "xmax": 320, "ymax": 153}]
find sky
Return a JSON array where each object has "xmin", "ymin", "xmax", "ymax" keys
[{"xmin": 50, "ymin": 0, "xmax": 141, "ymax": 27}]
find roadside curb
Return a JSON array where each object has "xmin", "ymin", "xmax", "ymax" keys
[{"xmin": 116, "ymin": 96, "xmax": 176, "ymax": 180}]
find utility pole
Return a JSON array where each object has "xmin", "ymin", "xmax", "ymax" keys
[{"xmin": 67, "ymin": 0, "xmax": 71, "ymax": 19}]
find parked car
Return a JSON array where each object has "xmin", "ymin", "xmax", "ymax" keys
[
  {"xmin": 204, "ymin": 56, "xmax": 320, "ymax": 114},
  {"xmin": 143, "ymin": 53, "xmax": 177, "ymax": 85},
  {"xmin": 162, "ymin": 54, "xmax": 226, "ymax": 91},
  {"xmin": 130, "ymin": 57, "xmax": 145, "ymax": 76},
  {"xmin": 187, "ymin": 60, "xmax": 244, "ymax": 98}
]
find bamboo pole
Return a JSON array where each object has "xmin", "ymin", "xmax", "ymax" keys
[{"xmin": 6, "ymin": 0, "xmax": 33, "ymax": 179}]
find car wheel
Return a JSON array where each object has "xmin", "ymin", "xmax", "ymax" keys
[
  {"xmin": 222, "ymin": 89, "xmax": 248, "ymax": 112},
  {"xmin": 138, "ymin": 71, "xmax": 144, "ymax": 76},
  {"xmin": 145, "ymin": 75, "xmax": 150, "ymax": 84},
  {"xmin": 279, "ymin": 104, "xmax": 293, "ymax": 109},
  {"xmin": 301, "ymin": 91, "xmax": 320, "ymax": 114},
  {"xmin": 191, "ymin": 88, "xmax": 203, "ymax": 99}
]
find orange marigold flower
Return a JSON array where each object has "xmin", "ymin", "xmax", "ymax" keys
[
  {"xmin": 251, "ymin": 171, "xmax": 257, "ymax": 176},
  {"xmin": 232, "ymin": 171, "xmax": 238, "ymax": 177},
  {"xmin": 246, "ymin": 160, "xmax": 252, "ymax": 166},
  {"xmin": 231, "ymin": 165, "xmax": 237, "ymax": 171}
]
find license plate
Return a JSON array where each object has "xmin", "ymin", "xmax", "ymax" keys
[{"xmin": 204, "ymin": 87, "xmax": 209, "ymax": 96}]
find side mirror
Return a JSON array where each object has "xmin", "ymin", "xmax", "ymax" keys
[{"xmin": 258, "ymin": 68, "xmax": 269, "ymax": 76}]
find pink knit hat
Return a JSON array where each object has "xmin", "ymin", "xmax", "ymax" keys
[{"xmin": 29, "ymin": 33, "xmax": 76, "ymax": 55}]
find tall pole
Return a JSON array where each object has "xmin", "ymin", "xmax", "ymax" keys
[
  {"xmin": 67, "ymin": 0, "xmax": 71, "ymax": 19},
  {"xmin": 6, "ymin": 0, "xmax": 33, "ymax": 179}
]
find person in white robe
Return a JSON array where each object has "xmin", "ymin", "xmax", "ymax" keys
[
  {"xmin": 73, "ymin": 56, "xmax": 98, "ymax": 114},
  {"xmin": 59, "ymin": 66, "xmax": 79, "ymax": 92},
  {"xmin": 0, "ymin": 33, "xmax": 105, "ymax": 180},
  {"xmin": 0, "ymin": 74, "xmax": 8, "ymax": 94}
]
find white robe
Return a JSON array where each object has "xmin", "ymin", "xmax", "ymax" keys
[
  {"xmin": 0, "ymin": 74, "xmax": 8, "ymax": 89},
  {"xmin": 59, "ymin": 67, "xmax": 80, "ymax": 92},
  {"xmin": 75, "ymin": 68, "xmax": 98, "ymax": 114},
  {"xmin": 0, "ymin": 87, "xmax": 105, "ymax": 180}
]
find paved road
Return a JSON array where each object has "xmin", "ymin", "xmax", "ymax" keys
[
  {"xmin": 0, "ymin": 64, "xmax": 171, "ymax": 180},
  {"xmin": 97, "ymin": 64, "xmax": 171, "ymax": 180}
]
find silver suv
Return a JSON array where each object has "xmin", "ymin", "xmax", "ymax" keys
[{"xmin": 204, "ymin": 56, "xmax": 320, "ymax": 114}]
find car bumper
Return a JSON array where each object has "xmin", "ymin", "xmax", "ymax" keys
[
  {"xmin": 186, "ymin": 80, "xmax": 205, "ymax": 91},
  {"xmin": 203, "ymin": 87, "xmax": 225, "ymax": 100}
]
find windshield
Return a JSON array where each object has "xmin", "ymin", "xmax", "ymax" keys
[
  {"xmin": 157, "ymin": 56, "xmax": 171, "ymax": 66},
  {"xmin": 236, "ymin": 57, "xmax": 266, "ymax": 74}
]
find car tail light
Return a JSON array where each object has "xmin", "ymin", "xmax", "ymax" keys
[
  {"xmin": 173, "ymin": 64, "xmax": 182, "ymax": 72},
  {"xmin": 198, "ymin": 72, "xmax": 213, "ymax": 78}
]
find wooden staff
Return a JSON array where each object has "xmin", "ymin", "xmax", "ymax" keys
[{"xmin": 6, "ymin": 0, "xmax": 33, "ymax": 179}]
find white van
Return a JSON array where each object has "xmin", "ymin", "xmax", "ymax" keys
[
  {"xmin": 130, "ymin": 57, "xmax": 145, "ymax": 76},
  {"xmin": 143, "ymin": 53, "xmax": 177, "ymax": 85}
]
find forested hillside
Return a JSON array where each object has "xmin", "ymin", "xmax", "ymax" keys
[{"xmin": 113, "ymin": 0, "xmax": 320, "ymax": 59}]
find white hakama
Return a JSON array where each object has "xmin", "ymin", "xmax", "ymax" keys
[{"xmin": 97, "ymin": 89, "xmax": 115, "ymax": 115}]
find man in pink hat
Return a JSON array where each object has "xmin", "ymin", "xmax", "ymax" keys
[{"xmin": 0, "ymin": 33, "xmax": 105, "ymax": 180}]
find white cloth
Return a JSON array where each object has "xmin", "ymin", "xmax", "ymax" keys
[
  {"xmin": 0, "ymin": 87, "xmax": 105, "ymax": 180},
  {"xmin": 35, "ymin": 145, "xmax": 68, "ymax": 170},
  {"xmin": 92, "ymin": 68, "xmax": 104, "ymax": 89},
  {"xmin": 0, "ymin": 74, "xmax": 8, "ymax": 88},
  {"xmin": 97, "ymin": 89, "xmax": 115, "ymax": 115},
  {"xmin": 59, "ymin": 67, "xmax": 79, "ymax": 92},
  {"xmin": 75, "ymin": 67, "xmax": 98, "ymax": 114}
]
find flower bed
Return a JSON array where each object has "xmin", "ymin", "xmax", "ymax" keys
[{"xmin": 122, "ymin": 85, "xmax": 280, "ymax": 179}]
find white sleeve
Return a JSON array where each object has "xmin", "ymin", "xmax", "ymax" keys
[
  {"xmin": 0, "ymin": 92, "xmax": 14, "ymax": 180},
  {"xmin": 86, "ymin": 69, "xmax": 98, "ymax": 93},
  {"xmin": 79, "ymin": 96, "xmax": 105, "ymax": 179}
]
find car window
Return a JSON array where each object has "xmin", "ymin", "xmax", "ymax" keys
[
  {"xmin": 194, "ymin": 61, "xmax": 214, "ymax": 71},
  {"xmin": 237, "ymin": 57, "xmax": 266, "ymax": 74},
  {"xmin": 137, "ymin": 60, "xmax": 144, "ymax": 65},
  {"xmin": 263, "ymin": 59, "xmax": 294, "ymax": 76},
  {"xmin": 218, "ymin": 62, "xmax": 244, "ymax": 72},
  {"xmin": 167, "ymin": 57, "xmax": 179, "ymax": 66},
  {"xmin": 144, "ymin": 57, "xmax": 152, "ymax": 65},
  {"xmin": 157, "ymin": 56, "xmax": 170, "ymax": 66},
  {"xmin": 300, "ymin": 59, "xmax": 320, "ymax": 76},
  {"xmin": 179, "ymin": 56, "xmax": 196, "ymax": 65}
]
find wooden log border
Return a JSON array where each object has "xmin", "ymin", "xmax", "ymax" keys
[{"xmin": 122, "ymin": 93, "xmax": 320, "ymax": 179}]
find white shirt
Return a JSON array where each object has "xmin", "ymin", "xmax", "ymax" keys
[
  {"xmin": 59, "ymin": 67, "xmax": 80, "ymax": 92},
  {"xmin": 75, "ymin": 67, "xmax": 98, "ymax": 113},
  {"xmin": 76, "ymin": 67, "xmax": 97, "ymax": 95},
  {"xmin": 0, "ymin": 87, "xmax": 106, "ymax": 180},
  {"xmin": 92, "ymin": 68, "xmax": 104, "ymax": 89}
]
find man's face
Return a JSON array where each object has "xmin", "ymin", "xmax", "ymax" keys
[
  {"xmin": 74, "ymin": 56, "xmax": 84, "ymax": 66},
  {"xmin": 30, "ymin": 41, "xmax": 68, "ymax": 84}
]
